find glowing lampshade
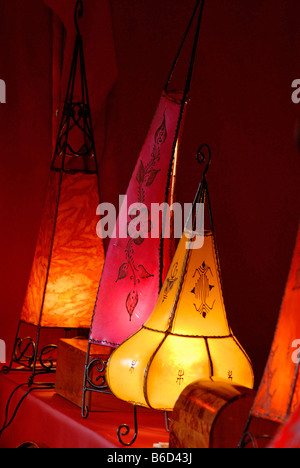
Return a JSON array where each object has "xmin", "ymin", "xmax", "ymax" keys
[
  {"xmin": 20, "ymin": 3, "xmax": 104, "ymax": 330},
  {"xmin": 107, "ymin": 150, "xmax": 254, "ymax": 411},
  {"xmin": 20, "ymin": 170, "xmax": 103, "ymax": 329},
  {"xmin": 250, "ymin": 222, "xmax": 300, "ymax": 424},
  {"xmin": 89, "ymin": 90, "xmax": 183, "ymax": 347}
]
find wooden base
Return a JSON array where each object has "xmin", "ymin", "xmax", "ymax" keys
[{"xmin": 55, "ymin": 338, "xmax": 134, "ymax": 412}]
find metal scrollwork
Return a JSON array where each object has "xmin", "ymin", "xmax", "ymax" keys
[
  {"xmin": 117, "ymin": 405, "xmax": 138, "ymax": 447},
  {"xmin": 13, "ymin": 337, "xmax": 35, "ymax": 369},
  {"xmin": 196, "ymin": 143, "xmax": 211, "ymax": 178},
  {"xmin": 39, "ymin": 345, "xmax": 57, "ymax": 371},
  {"xmin": 82, "ymin": 356, "xmax": 110, "ymax": 419},
  {"xmin": 74, "ymin": 0, "xmax": 84, "ymax": 36},
  {"xmin": 86, "ymin": 358, "xmax": 109, "ymax": 391},
  {"xmin": 56, "ymin": 103, "xmax": 94, "ymax": 161}
]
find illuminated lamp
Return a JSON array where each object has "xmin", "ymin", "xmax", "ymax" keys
[
  {"xmin": 106, "ymin": 145, "xmax": 254, "ymax": 446},
  {"xmin": 4, "ymin": 1, "xmax": 105, "ymax": 386},
  {"xmin": 82, "ymin": 0, "xmax": 206, "ymax": 415},
  {"xmin": 239, "ymin": 222, "xmax": 300, "ymax": 448}
]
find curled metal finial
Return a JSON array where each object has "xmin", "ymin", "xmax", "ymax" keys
[
  {"xmin": 117, "ymin": 405, "xmax": 138, "ymax": 446},
  {"xmin": 75, "ymin": 0, "xmax": 84, "ymax": 35},
  {"xmin": 196, "ymin": 143, "xmax": 211, "ymax": 178}
]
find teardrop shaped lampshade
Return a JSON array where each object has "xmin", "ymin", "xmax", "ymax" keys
[{"xmin": 107, "ymin": 181, "xmax": 254, "ymax": 411}]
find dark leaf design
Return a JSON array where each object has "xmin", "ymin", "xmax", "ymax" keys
[
  {"xmin": 137, "ymin": 264, "xmax": 153, "ymax": 279},
  {"xmin": 136, "ymin": 161, "xmax": 145, "ymax": 184},
  {"xmin": 146, "ymin": 169, "xmax": 161, "ymax": 186},
  {"xmin": 155, "ymin": 114, "xmax": 167, "ymax": 145},
  {"xmin": 126, "ymin": 289, "xmax": 139, "ymax": 321},
  {"xmin": 116, "ymin": 263, "xmax": 129, "ymax": 282},
  {"xmin": 133, "ymin": 236, "xmax": 144, "ymax": 246}
]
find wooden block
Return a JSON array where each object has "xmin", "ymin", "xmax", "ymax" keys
[
  {"xmin": 169, "ymin": 379, "xmax": 255, "ymax": 449},
  {"xmin": 55, "ymin": 338, "xmax": 135, "ymax": 412}
]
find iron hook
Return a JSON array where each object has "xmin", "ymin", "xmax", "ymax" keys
[
  {"xmin": 75, "ymin": 0, "xmax": 84, "ymax": 36},
  {"xmin": 196, "ymin": 143, "xmax": 211, "ymax": 178}
]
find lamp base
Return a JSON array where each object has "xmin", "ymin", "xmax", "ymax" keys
[
  {"xmin": 116, "ymin": 406, "xmax": 171, "ymax": 447},
  {"xmin": 238, "ymin": 415, "xmax": 281, "ymax": 448},
  {"xmin": 82, "ymin": 340, "xmax": 113, "ymax": 418},
  {"xmin": 56, "ymin": 338, "xmax": 129, "ymax": 412},
  {"xmin": 2, "ymin": 320, "xmax": 88, "ymax": 387}
]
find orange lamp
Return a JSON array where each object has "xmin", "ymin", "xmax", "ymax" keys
[
  {"xmin": 106, "ymin": 145, "xmax": 254, "ymax": 416},
  {"xmin": 6, "ymin": 1, "xmax": 105, "ymax": 385},
  {"xmin": 239, "ymin": 221, "xmax": 300, "ymax": 447}
]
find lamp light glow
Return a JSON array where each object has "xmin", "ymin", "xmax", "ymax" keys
[
  {"xmin": 106, "ymin": 148, "xmax": 254, "ymax": 411},
  {"xmin": 249, "ymin": 223, "xmax": 300, "ymax": 424},
  {"xmin": 89, "ymin": 90, "xmax": 183, "ymax": 348},
  {"xmin": 6, "ymin": 1, "xmax": 105, "ymax": 384},
  {"xmin": 21, "ymin": 171, "xmax": 104, "ymax": 329}
]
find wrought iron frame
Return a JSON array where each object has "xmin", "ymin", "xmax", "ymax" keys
[
  {"xmin": 81, "ymin": 341, "xmax": 112, "ymax": 419},
  {"xmin": 113, "ymin": 406, "xmax": 171, "ymax": 447},
  {"xmin": 1, "ymin": 0, "xmax": 97, "ymax": 388},
  {"xmin": 238, "ymin": 415, "xmax": 277, "ymax": 449},
  {"xmin": 1, "ymin": 321, "xmax": 58, "ymax": 388}
]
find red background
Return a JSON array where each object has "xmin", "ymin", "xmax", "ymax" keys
[{"xmin": 0, "ymin": 0, "xmax": 299, "ymax": 386}]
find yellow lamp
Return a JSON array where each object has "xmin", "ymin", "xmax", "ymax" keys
[{"xmin": 107, "ymin": 145, "xmax": 254, "ymax": 415}]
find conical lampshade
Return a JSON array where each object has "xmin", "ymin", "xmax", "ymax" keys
[
  {"xmin": 107, "ymin": 153, "xmax": 254, "ymax": 411},
  {"xmin": 89, "ymin": 90, "xmax": 183, "ymax": 347},
  {"xmin": 250, "ymin": 222, "xmax": 300, "ymax": 424}
]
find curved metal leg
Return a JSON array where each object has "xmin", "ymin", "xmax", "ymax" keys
[{"xmin": 117, "ymin": 405, "xmax": 138, "ymax": 446}]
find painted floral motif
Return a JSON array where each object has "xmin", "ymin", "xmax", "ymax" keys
[
  {"xmin": 191, "ymin": 262, "xmax": 215, "ymax": 318},
  {"xmin": 127, "ymin": 205, "xmax": 152, "ymax": 246},
  {"xmin": 116, "ymin": 114, "xmax": 168, "ymax": 320}
]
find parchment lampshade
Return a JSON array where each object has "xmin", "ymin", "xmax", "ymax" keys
[
  {"xmin": 239, "ymin": 222, "xmax": 300, "ymax": 446},
  {"xmin": 107, "ymin": 149, "xmax": 254, "ymax": 411},
  {"xmin": 89, "ymin": 90, "xmax": 183, "ymax": 348},
  {"xmin": 7, "ymin": 1, "xmax": 104, "ymax": 382},
  {"xmin": 21, "ymin": 3, "xmax": 104, "ymax": 329},
  {"xmin": 20, "ymin": 170, "xmax": 103, "ymax": 329}
]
